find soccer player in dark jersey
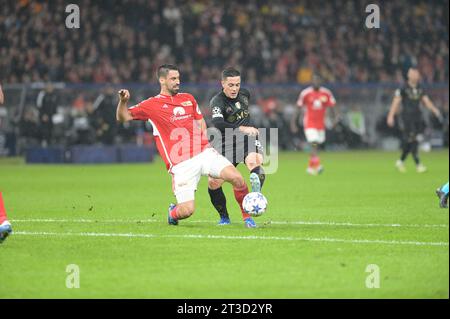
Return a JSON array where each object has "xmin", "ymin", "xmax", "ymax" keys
[
  {"xmin": 207, "ymin": 68, "xmax": 265, "ymax": 227},
  {"xmin": 387, "ymin": 67, "xmax": 443, "ymax": 173}
]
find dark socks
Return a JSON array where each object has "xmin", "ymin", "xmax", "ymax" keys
[
  {"xmin": 400, "ymin": 141, "xmax": 411, "ymax": 162},
  {"xmin": 208, "ymin": 187, "xmax": 229, "ymax": 219},
  {"xmin": 411, "ymin": 141, "xmax": 420, "ymax": 165}
]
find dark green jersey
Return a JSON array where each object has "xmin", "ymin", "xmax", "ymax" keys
[
  {"xmin": 210, "ymin": 88, "xmax": 251, "ymax": 131},
  {"xmin": 395, "ymin": 84, "xmax": 426, "ymax": 121}
]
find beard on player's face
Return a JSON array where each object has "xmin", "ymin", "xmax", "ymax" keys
[
  {"xmin": 163, "ymin": 81, "xmax": 179, "ymax": 95},
  {"xmin": 169, "ymin": 85, "xmax": 179, "ymax": 95}
]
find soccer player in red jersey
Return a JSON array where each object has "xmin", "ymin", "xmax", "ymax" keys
[
  {"xmin": 0, "ymin": 85, "xmax": 13, "ymax": 243},
  {"xmin": 291, "ymin": 75, "xmax": 339, "ymax": 175},
  {"xmin": 116, "ymin": 64, "xmax": 254, "ymax": 227}
]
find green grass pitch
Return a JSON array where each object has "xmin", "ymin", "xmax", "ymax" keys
[{"xmin": 0, "ymin": 151, "xmax": 448, "ymax": 298}]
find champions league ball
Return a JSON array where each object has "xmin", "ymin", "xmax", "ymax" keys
[{"xmin": 243, "ymin": 192, "xmax": 268, "ymax": 217}]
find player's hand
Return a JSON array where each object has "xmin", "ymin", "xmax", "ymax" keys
[
  {"xmin": 387, "ymin": 116, "xmax": 395, "ymax": 128},
  {"xmin": 240, "ymin": 126, "xmax": 259, "ymax": 137},
  {"xmin": 435, "ymin": 112, "xmax": 445, "ymax": 125},
  {"xmin": 118, "ymin": 89, "xmax": 130, "ymax": 102}
]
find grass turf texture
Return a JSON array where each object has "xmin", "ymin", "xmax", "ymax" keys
[{"xmin": 0, "ymin": 151, "xmax": 448, "ymax": 298}]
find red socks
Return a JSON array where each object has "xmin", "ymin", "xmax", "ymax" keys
[
  {"xmin": 0, "ymin": 192, "xmax": 8, "ymax": 224},
  {"xmin": 233, "ymin": 184, "xmax": 251, "ymax": 220},
  {"xmin": 170, "ymin": 206, "xmax": 179, "ymax": 220}
]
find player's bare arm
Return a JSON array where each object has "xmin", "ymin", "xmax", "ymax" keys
[
  {"xmin": 0, "ymin": 84, "xmax": 4, "ymax": 105},
  {"xmin": 116, "ymin": 89, "xmax": 133, "ymax": 123},
  {"xmin": 387, "ymin": 95, "xmax": 402, "ymax": 127},
  {"xmin": 422, "ymin": 95, "xmax": 442, "ymax": 119},
  {"xmin": 239, "ymin": 126, "xmax": 259, "ymax": 137},
  {"xmin": 196, "ymin": 118, "xmax": 209, "ymax": 140}
]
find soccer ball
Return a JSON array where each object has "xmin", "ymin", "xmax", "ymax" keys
[{"xmin": 243, "ymin": 192, "xmax": 268, "ymax": 217}]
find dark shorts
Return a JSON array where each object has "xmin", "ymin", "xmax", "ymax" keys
[
  {"xmin": 210, "ymin": 132, "xmax": 264, "ymax": 167},
  {"xmin": 399, "ymin": 117, "xmax": 424, "ymax": 141}
]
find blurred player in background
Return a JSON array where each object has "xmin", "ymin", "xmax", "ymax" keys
[
  {"xmin": 436, "ymin": 182, "xmax": 449, "ymax": 208},
  {"xmin": 116, "ymin": 64, "xmax": 252, "ymax": 227},
  {"xmin": 387, "ymin": 67, "xmax": 443, "ymax": 173},
  {"xmin": 291, "ymin": 74, "xmax": 339, "ymax": 175},
  {"xmin": 0, "ymin": 84, "xmax": 13, "ymax": 243},
  {"xmin": 208, "ymin": 68, "xmax": 265, "ymax": 227}
]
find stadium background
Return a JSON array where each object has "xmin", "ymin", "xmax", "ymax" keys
[
  {"xmin": 0, "ymin": 0, "xmax": 449, "ymax": 299},
  {"xmin": 0, "ymin": 0, "xmax": 448, "ymax": 158}
]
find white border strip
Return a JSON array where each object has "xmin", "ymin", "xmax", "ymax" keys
[
  {"xmin": 12, "ymin": 218, "xmax": 449, "ymax": 229},
  {"xmin": 13, "ymin": 231, "xmax": 449, "ymax": 247}
]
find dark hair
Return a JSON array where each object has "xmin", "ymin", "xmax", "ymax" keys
[
  {"xmin": 222, "ymin": 67, "xmax": 241, "ymax": 80},
  {"xmin": 157, "ymin": 64, "xmax": 179, "ymax": 79}
]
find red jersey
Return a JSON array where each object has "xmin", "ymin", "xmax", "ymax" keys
[
  {"xmin": 129, "ymin": 92, "xmax": 210, "ymax": 171},
  {"xmin": 297, "ymin": 86, "xmax": 336, "ymax": 130}
]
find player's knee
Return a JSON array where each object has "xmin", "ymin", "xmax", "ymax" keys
[
  {"xmin": 246, "ymin": 153, "xmax": 263, "ymax": 170},
  {"xmin": 179, "ymin": 202, "xmax": 195, "ymax": 217},
  {"xmin": 208, "ymin": 178, "xmax": 223, "ymax": 190},
  {"xmin": 185, "ymin": 207, "xmax": 195, "ymax": 217},
  {"xmin": 230, "ymin": 173, "xmax": 245, "ymax": 188}
]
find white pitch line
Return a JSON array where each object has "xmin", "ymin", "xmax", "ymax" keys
[
  {"xmin": 13, "ymin": 231, "xmax": 449, "ymax": 247},
  {"xmin": 11, "ymin": 218, "xmax": 449, "ymax": 229}
]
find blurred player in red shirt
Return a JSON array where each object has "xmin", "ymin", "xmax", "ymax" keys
[
  {"xmin": 0, "ymin": 83, "xmax": 13, "ymax": 243},
  {"xmin": 116, "ymin": 64, "xmax": 255, "ymax": 227},
  {"xmin": 291, "ymin": 75, "xmax": 339, "ymax": 175}
]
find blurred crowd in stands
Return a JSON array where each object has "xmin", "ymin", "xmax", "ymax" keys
[
  {"xmin": 1, "ymin": 0, "xmax": 448, "ymax": 84},
  {"xmin": 0, "ymin": 0, "xmax": 448, "ymax": 156}
]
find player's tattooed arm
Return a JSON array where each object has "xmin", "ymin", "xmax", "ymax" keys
[
  {"xmin": 116, "ymin": 89, "xmax": 133, "ymax": 123},
  {"xmin": 387, "ymin": 91, "xmax": 402, "ymax": 127}
]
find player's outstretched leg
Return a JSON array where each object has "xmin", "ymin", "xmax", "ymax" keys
[
  {"xmin": 436, "ymin": 182, "xmax": 449, "ymax": 209},
  {"xmin": 208, "ymin": 178, "xmax": 231, "ymax": 225},
  {"xmin": 168, "ymin": 201, "xmax": 195, "ymax": 226},
  {"xmin": 220, "ymin": 165, "xmax": 256, "ymax": 228},
  {"xmin": 246, "ymin": 152, "xmax": 265, "ymax": 193},
  {"xmin": 0, "ymin": 192, "xmax": 12, "ymax": 243}
]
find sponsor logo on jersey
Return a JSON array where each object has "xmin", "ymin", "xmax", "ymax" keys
[
  {"xmin": 181, "ymin": 101, "xmax": 193, "ymax": 107},
  {"xmin": 173, "ymin": 107, "xmax": 186, "ymax": 116},
  {"xmin": 171, "ymin": 106, "xmax": 192, "ymax": 122}
]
